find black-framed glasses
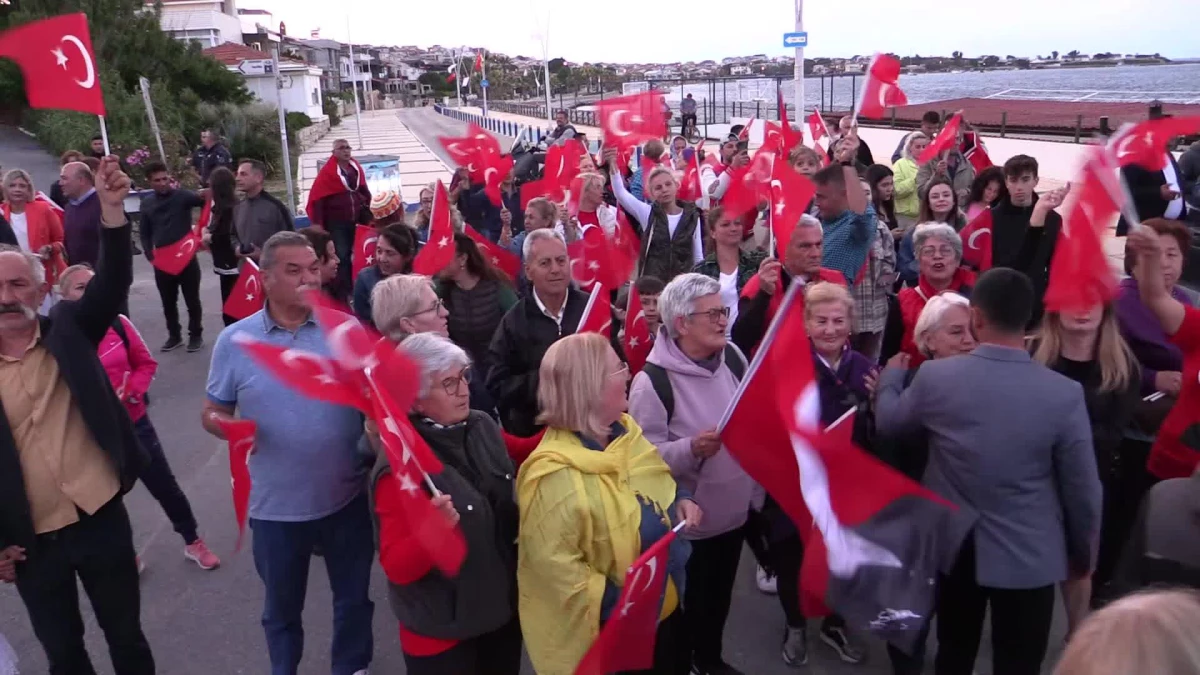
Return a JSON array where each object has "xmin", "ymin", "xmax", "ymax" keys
[
  {"xmin": 688, "ymin": 307, "xmax": 731, "ymax": 322},
  {"xmin": 437, "ymin": 368, "xmax": 472, "ymax": 395}
]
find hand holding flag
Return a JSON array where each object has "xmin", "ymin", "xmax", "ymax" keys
[
  {"xmin": 596, "ymin": 91, "xmax": 668, "ymax": 151},
  {"xmin": 917, "ymin": 113, "xmax": 963, "ymax": 164},
  {"xmin": 856, "ymin": 54, "xmax": 908, "ymax": 120},
  {"xmin": 411, "ymin": 180, "xmax": 456, "ymax": 276},
  {"xmin": 215, "ymin": 417, "xmax": 257, "ymax": 551},
  {"xmin": 1044, "ymin": 149, "xmax": 1122, "ymax": 312}
]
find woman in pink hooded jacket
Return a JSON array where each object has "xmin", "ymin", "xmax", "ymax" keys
[{"xmin": 59, "ymin": 265, "xmax": 220, "ymax": 571}]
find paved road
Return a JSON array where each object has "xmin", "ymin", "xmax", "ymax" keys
[
  {"xmin": 397, "ymin": 107, "xmax": 515, "ymax": 169},
  {"xmin": 0, "ymin": 122, "xmax": 1071, "ymax": 674}
]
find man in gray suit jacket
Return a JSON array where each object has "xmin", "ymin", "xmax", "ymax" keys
[{"xmin": 875, "ymin": 268, "xmax": 1102, "ymax": 675}]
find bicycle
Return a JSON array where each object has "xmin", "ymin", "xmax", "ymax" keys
[{"xmin": 681, "ymin": 114, "xmax": 701, "ymax": 143}]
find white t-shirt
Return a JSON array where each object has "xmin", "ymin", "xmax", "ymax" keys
[
  {"xmin": 718, "ymin": 270, "xmax": 739, "ymax": 336},
  {"xmin": 9, "ymin": 212, "xmax": 29, "ymax": 252}
]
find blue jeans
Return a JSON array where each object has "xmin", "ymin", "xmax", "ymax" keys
[
  {"xmin": 133, "ymin": 415, "xmax": 199, "ymax": 544},
  {"xmin": 250, "ymin": 493, "xmax": 375, "ymax": 675}
]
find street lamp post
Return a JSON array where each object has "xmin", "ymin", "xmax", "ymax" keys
[{"xmin": 793, "ymin": 0, "xmax": 805, "ymax": 121}]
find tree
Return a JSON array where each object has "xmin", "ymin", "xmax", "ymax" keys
[
  {"xmin": 1066, "ymin": 50, "xmax": 1081, "ymax": 58},
  {"xmin": 548, "ymin": 58, "xmax": 567, "ymax": 74},
  {"xmin": 1051, "ymin": 50, "xmax": 1059, "ymax": 60},
  {"xmin": 952, "ymin": 50, "xmax": 964, "ymax": 62}
]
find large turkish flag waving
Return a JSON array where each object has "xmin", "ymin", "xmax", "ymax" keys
[
  {"xmin": 596, "ymin": 91, "xmax": 667, "ymax": 152},
  {"xmin": 857, "ymin": 54, "xmax": 908, "ymax": 120},
  {"xmin": 0, "ymin": 14, "xmax": 106, "ymax": 115}
]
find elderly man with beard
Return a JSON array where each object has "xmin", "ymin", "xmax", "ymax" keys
[
  {"xmin": 0, "ymin": 158, "xmax": 156, "ymax": 674},
  {"xmin": 202, "ymin": 231, "xmax": 375, "ymax": 675}
]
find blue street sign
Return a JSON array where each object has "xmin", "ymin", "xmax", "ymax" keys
[
  {"xmin": 481, "ymin": 79, "xmax": 490, "ymax": 88},
  {"xmin": 783, "ymin": 32, "xmax": 808, "ymax": 48}
]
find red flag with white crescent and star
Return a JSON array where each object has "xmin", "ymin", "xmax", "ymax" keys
[
  {"xmin": 1106, "ymin": 116, "xmax": 1200, "ymax": 172},
  {"xmin": 464, "ymin": 224, "xmax": 521, "ymax": 281},
  {"xmin": 215, "ymin": 417, "xmax": 256, "ymax": 551},
  {"xmin": 808, "ymin": 107, "xmax": 830, "ymax": 145},
  {"xmin": 1044, "ymin": 148, "xmax": 1123, "ymax": 313},
  {"xmin": 595, "ymin": 91, "xmax": 667, "ymax": 152},
  {"xmin": 958, "ymin": 210, "xmax": 994, "ymax": 271},
  {"xmin": 482, "ymin": 152, "xmax": 514, "ymax": 207},
  {"xmin": 0, "ymin": 13, "xmax": 106, "ymax": 115},
  {"xmin": 194, "ymin": 199, "xmax": 214, "ymax": 239},
  {"xmin": 622, "ymin": 284, "xmax": 653, "ymax": 375},
  {"xmin": 574, "ymin": 526, "xmax": 681, "ymax": 675},
  {"xmin": 151, "ymin": 231, "xmax": 201, "ymax": 276},
  {"xmin": 438, "ymin": 123, "xmax": 501, "ymax": 183},
  {"xmin": 768, "ymin": 161, "xmax": 816, "ymax": 254},
  {"xmin": 577, "ymin": 284, "xmax": 612, "ymax": 338},
  {"xmin": 234, "ymin": 336, "xmax": 373, "ymax": 413},
  {"xmin": 411, "ymin": 180, "xmax": 456, "ymax": 276},
  {"xmin": 856, "ymin": 54, "xmax": 908, "ymax": 120},
  {"xmin": 352, "ymin": 224, "xmax": 379, "ymax": 281},
  {"xmin": 223, "ymin": 259, "xmax": 264, "ymax": 320},
  {"xmin": 776, "ymin": 89, "xmax": 804, "ymax": 156},
  {"xmin": 918, "ymin": 113, "xmax": 963, "ymax": 164},
  {"xmin": 677, "ymin": 151, "xmax": 703, "ymax": 202}
]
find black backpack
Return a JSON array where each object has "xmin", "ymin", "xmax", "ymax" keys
[{"xmin": 641, "ymin": 343, "xmax": 746, "ymax": 424}]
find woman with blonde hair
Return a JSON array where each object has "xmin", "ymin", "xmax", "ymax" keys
[
  {"xmin": 607, "ymin": 148, "xmax": 704, "ymax": 283},
  {"xmin": 2, "ymin": 169, "xmax": 66, "ymax": 308},
  {"xmin": 370, "ymin": 273, "xmax": 449, "ymax": 342},
  {"xmin": 1054, "ymin": 590, "xmax": 1200, "ymax": 675},
  {"xmin": 1032, "ymin": 303, "xmax": 1141, "ymax": 611},
  {"xmin": 516, "ymin": 332, "xmax": 701, "ymax": 675}
]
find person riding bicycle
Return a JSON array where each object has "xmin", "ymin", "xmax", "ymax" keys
[{"xmin": 680, "ymin": 93, "xmax": 698, "ymax": 137}]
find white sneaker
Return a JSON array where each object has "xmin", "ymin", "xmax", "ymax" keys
[{"xmin": 756, "ymin": 565, "xmax": 777, "ymax": 594}]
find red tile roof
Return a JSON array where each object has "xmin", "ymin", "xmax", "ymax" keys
[{"xmin": 202, "ymin": 42, "xmax": 304, "ymax": 66}]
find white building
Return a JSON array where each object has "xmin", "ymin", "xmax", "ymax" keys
[
  {"xmin": 203, "ymin": 42, "xmax": 326, "ymax": 120},
  {"xmin": 146, "ymin": 0, "xmax": 243, "ymax": 48},
  {"xmin": 730, "ymin": 65, "xmax": 751, "ymax": 75}
]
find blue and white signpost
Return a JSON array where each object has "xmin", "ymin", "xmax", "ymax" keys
[{"xmin": 785, "ymin": 0, "xmax": 806, "ymax": 127}]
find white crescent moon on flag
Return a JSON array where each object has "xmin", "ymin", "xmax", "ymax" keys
[
  {"xmin": 610, "ymin": 110, "xmax": 632, "ymax": 137},
  {"xmin": 327, "ymin": 321, "xmax": 376, "ymax": 372},
  {"xmin": 570, "ymin": 256, "xmax": 597, "ymax": 288},
  {"xmin": 639, "ymin": 557, "xmax": 659, "ymax": 592},
  {"xmin": 230, "ymin": 437, "xmax": 255, "ymax": 460},
  {"xmin": 279, "ymin": 348, "xmax": 339, "ymax": 383},
  {"xmin": 878, "ymin": 83, "xmax": 891, "ymax": 109},
  {"xmin": 484, "ymin": 166, "xmax": 498, "ymax": 186},
  {"xmin": 245, "ymin": 275, "xmax": 259, "ymax": 298},
  {"xmin": 177, "ymin": 238, "xmax": 196, "ymax": 258},
  {"xmin": 968, "ymin": 228, "xmax": 988, "ymax": 250},
  {"xmin": 61, "ymin": 35, "xmax": 95, "ymax": 89},
  {"xmin": 362, "ymin": 235, "xmax": 379, "ymax": 255}
]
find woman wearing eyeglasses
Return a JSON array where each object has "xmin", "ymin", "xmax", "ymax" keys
[
  {"xmin": 370, "ymin": 274, "xmax": 450, "ymax": 342},
  {"xmin": 517, "ymin": 332, "xmax": 701, "ymax": 675},
  {"xmin": 627, "ymin": 273, "xmax": 758, "ymax": 675},
  {"xmin": 893, "ymin": 222, "xmax": 975, "ymax": 366},
  {"xmin": 368, "ymin": 333, "xmax": 522, "ymax": 674}
]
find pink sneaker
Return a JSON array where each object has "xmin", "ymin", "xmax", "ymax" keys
[{"xmin": 184, "ymin": 539, "xmax": 221, "ymax": 570}]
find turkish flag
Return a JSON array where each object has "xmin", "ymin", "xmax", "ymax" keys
[
  {"xmin": 622, "ymin": 284, "xmax": 653, "ymax": 375},
  {"xmin": 739, "ymin": 117, "xmax": 756, "ymax": 141},
  {"xmin": 574, "ymin": 528, "xmax": 681, "ymax": 675},
  {"xmin": 223, "ymin": 260, "xmax": 264, "ymax": 320},
  {"xmin": 474, "ymin": 51, "xmax": 484, "ymax": 72},
  {"xmin": 762, "ymin": 121, "xmax": 785, "ymax": 154},
  {"xmin": 412, "ymin": 180, "xmax": 456, "ymax": 276},
  {"xmin": 776, "ymin": 90, "xmax": 804, "ymax": 156},
  {"xmin": 577, "ymin": 284, "xmax": 613, "ymax": 338},
  {"xmin": 439, "ymin": 123, "xmax": 501, "ymax": 183},
  {"xmin": 808, "ymin": 107, "xmax": 830, "ymax": 144},
  {"xmin": 1044, "ymin": 149, "xmax": 1123, "ymax": 313},
  {"xmin": 720, "ymin": 282, "xmax": 956, "ymax": 654},
  {"xmin": 917, "ymin": 113, "xmax": 962, "ymax": 164},
  {"xmin": 814, "ymin": 142, "xmax": 830, "ymax": 167},
  {"xmin": 961, "ymin": 132, "xmax": 994, "ymax": 173},
  {"xmin": 544, "ymin": 139, "xmax": 586, "ymax": 200},
  {"xmin": 464, "ymin": 224, "xmax": 521, "ymax": 281},
  {"xmin": 857, "ymin": 54, "xmax": 908, "ymax": 119},
  {"xmin": 958, "ymin": 210, "xmax": 994, "ymax": 271},
  {"xmin": 768, "ymin": 161, "xmax": 816, "ymax": 253},
  {"xmin": 483, "ymin": 153, "xmax": 514, "ymax": 207},
  {"xmin": 569, "ymin": 212, "xmax": 638, "ymax": 292},
  {"xmin": 194, "ymin": 199, "xmax": 214, "ymax": 239},
  {"xmin": 151, "ymin": 231, "xmax": 201, "ymax": 276},
  {"xmin": 596, "ymin": 91, "xmax": 667, "ymax": 151},
  {"xmin": 721, "ymin": 148, "xmax": 777, "ymax": 220},
  {"xmin": 1107, "ymin": 116, "xmax": 1200, "ymax": 171},
  {"xmin": 216, "ymin": 418, "xmax": 256, "ymax": 551},
  {"xmin": 351, "ymin": 224, "xmax": 379, "ymax": 281},
  {"xmin": 566, "ymin": 176, "xmax": 583, "ymax": 219},
  {"xmin": 677, "ymin": 151, "xmax": 703, "ymax": 202},
  {"xmin": 0, "ymin": 14, "xmax": 106, "ymax": 116},
  {"xmin": 234, "ymin": 335, "xmax": 373, "ymax": 414},
  {"xmin": 372, "ymin": 393, "xmax": 468, "ymax": 576}
]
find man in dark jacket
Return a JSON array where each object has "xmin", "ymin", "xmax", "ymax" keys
[
  {"xmin": 990, "ymin": 155, "xmax": 1067, "ymax": 327},
  {"xmin": 0, "ymin": 156, "xmax": 154, "ymax": 674},
  {"xmin": 487, "ymin": 229, "xmax": 587, "ymax": 436},
  {"xmin": 59, "ymin": 161, "xmax": 102, "ymax": 267},
  {"xmin": 305, "ymin": 139, "xmax": 372, "ymax": 291},
  {"xmin": 233, "ymin": 159, "xmax": 294, "ymax": 257},
  {"xmin": 1117, "ymin": 151, "xmax": 1193, "ymax": 235},
  {"xmin": 190, "ymin": 128, "xmax": 234, "ymax": 187},
  {"xmin": 140, "ymin": 161, "xmax": 206, "ymax": 352}
]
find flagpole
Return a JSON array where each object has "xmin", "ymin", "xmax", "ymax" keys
[
  {"xmin": 792, "ymin": 0, "xmax": 805, "ymax": 125},
  {"xmin": 481, "ymin": 50, "xmax": 489, "ymax": 116},
  {"xmin": 97, "ymin": 116, "xmax": 111, "ymax": 156},
  {"xmin": 345, "ymin": 17, "xmax": 365, "ymax": 151},
  {"xmin": 271, "ymin": 43, "xmax": 296, "ymax": 213},
  {"xmin": 715, "ymin": 281, "xmax": 803, "ymax": 431}
]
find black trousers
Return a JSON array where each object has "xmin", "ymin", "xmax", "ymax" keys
[
  {"xmin": 934, "ymin": 535, "xmax": 1055, "ymax": 675},
  {"xmin": 1093, "ymin": 438, "xmax": 1158, "ymax": 604},
  {"xmin": 15, "ymin": 498, "xmax": 155, "ymax": 675},
  {"xmin": 617, "ymin": 609, "xmax": 690, "ymax": 675},
  {"xmin": 133, "ymin": 416, "xmax": 198, "ymax": 545},
  {"xmin": 153, "ymin": 257, "xmax": 202, "ymax": 339},
  {"xmin": 329, "ymin": 220, "xmax": 356, "ymax": 293},
  {"xmin": 402, "ymin": 618, "xmax": 522, "ymax": 675},
  {"xmin": 684, "ymin": 527, "xmax": 744, "ymax": 667},
  {"xmin": 217, "ymin": 271, "xmax": 239, "ymax": 326}
]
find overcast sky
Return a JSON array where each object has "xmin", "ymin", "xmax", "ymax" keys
[{"xmin": 250, "ymin": 0, "xmax": 1198, "ymax": 63}]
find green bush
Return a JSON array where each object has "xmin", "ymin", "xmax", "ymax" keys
[
  {"xmin": 195, "ymin": 102, "xmax": 285, "ymax": 175},
  {"xmin": 323, "ymin": 95, "xmax": 342, "ymax": 128},
  {"xmin": 285, "ymin": 111, "xmax": 314, "ymax": 138}
]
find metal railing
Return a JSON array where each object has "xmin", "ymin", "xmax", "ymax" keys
[{"xmin": 984, "ymin": 88, "xmax": 1200, "ymax": 104}]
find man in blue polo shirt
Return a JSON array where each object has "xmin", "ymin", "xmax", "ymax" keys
[
  {"xmin": 813, "ymin": 163, "xmax": 876, "ymax": 287},
  {"xmin": 201, "ymin": 231, "xmax": 373, "ymax": 675}
]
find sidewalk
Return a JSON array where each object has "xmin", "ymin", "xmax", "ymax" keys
[{"xmin": 298, "ymin": 110, "xmax": 453, "ymax": 210}]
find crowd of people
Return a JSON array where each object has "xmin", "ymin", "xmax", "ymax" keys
[{"xmin": 1, "ymin": 104, "xmax": 1200, "ymax": 675}]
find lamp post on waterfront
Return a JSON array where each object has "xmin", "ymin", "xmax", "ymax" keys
[
  {"xmin": 345, "ymin": 17, "xmax": 365, "ymax": 151},
  {"xmin": 531, "ymin": 17, "xmax": 553, "ymax": 123},
  {"xmin": 793, "ymin": 0, "xmax": 805, "ymax": 122}
]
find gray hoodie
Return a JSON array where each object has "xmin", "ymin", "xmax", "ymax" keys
[{"xmin": 627, "ymin": 329, "xmax": 763, "ymax": 540}]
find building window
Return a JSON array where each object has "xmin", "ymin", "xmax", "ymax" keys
[{"xmin": 311, "ymin": 88, "xmax": 318, "ymax": 105}]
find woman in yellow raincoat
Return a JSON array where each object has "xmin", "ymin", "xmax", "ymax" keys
[{"xmin": 515, "ymin": 332, "xmax": 703, "ymax": 675}]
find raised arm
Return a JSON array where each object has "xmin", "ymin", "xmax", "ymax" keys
[
  {"xmin": 609, "ymin": 166, "xmax": 652, "ymax": 227},
  {"xmin": 1128, "ymin": 224, "xmax": 1187, "ymax": 335},
  {"xmin": 76, "ymin": 158, "xmax": 134, "ymax": 346},
  {"xmin": 874, "ymin": 356, "xmax": 927, "ymax": 437}
]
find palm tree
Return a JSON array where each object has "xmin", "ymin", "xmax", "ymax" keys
[{"xmin": 1051, "ymin": 50, "xmax": 1059, "ymax": 60}]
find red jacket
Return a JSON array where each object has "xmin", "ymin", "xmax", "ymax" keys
[
  {"xmin": 1148, "ymin": 307, "xmax": 1200, "ymax": 479},
  {"xmin": 897, "ymin": 267, "xmax": 975, "ymax": 365},
  {"xmin": 97, "ymin": 316, "xmax": 156, "ymax": 422},
  {"xmin": 1, "ymin": 200, "xmax": 67, "ymax": 285}
]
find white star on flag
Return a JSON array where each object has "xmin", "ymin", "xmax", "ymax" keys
[
  {"xmin": 366, "ymin": 254, "xmax": 375, "ymax": 265},
  {"xmin": 437, "ymin": 236, "xmax": 450, "ymax": 248},
  {"xmin": 588, "ymin": 260, "xmax": 600, "ymax": 271},
  {"xmin": 52, "ymin": 47, "xmax": 68, "ymax": 68},
  {"xmin": 245, "ymin": 293, "xmax": 255, "ymax": 301},
  {"xmin": 629, "ymin": 336, "xmax": 639, "ymax": 348},
  {"xmin": 397, "ymin": 472, "xmax": 420, "ymax": 495}
]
